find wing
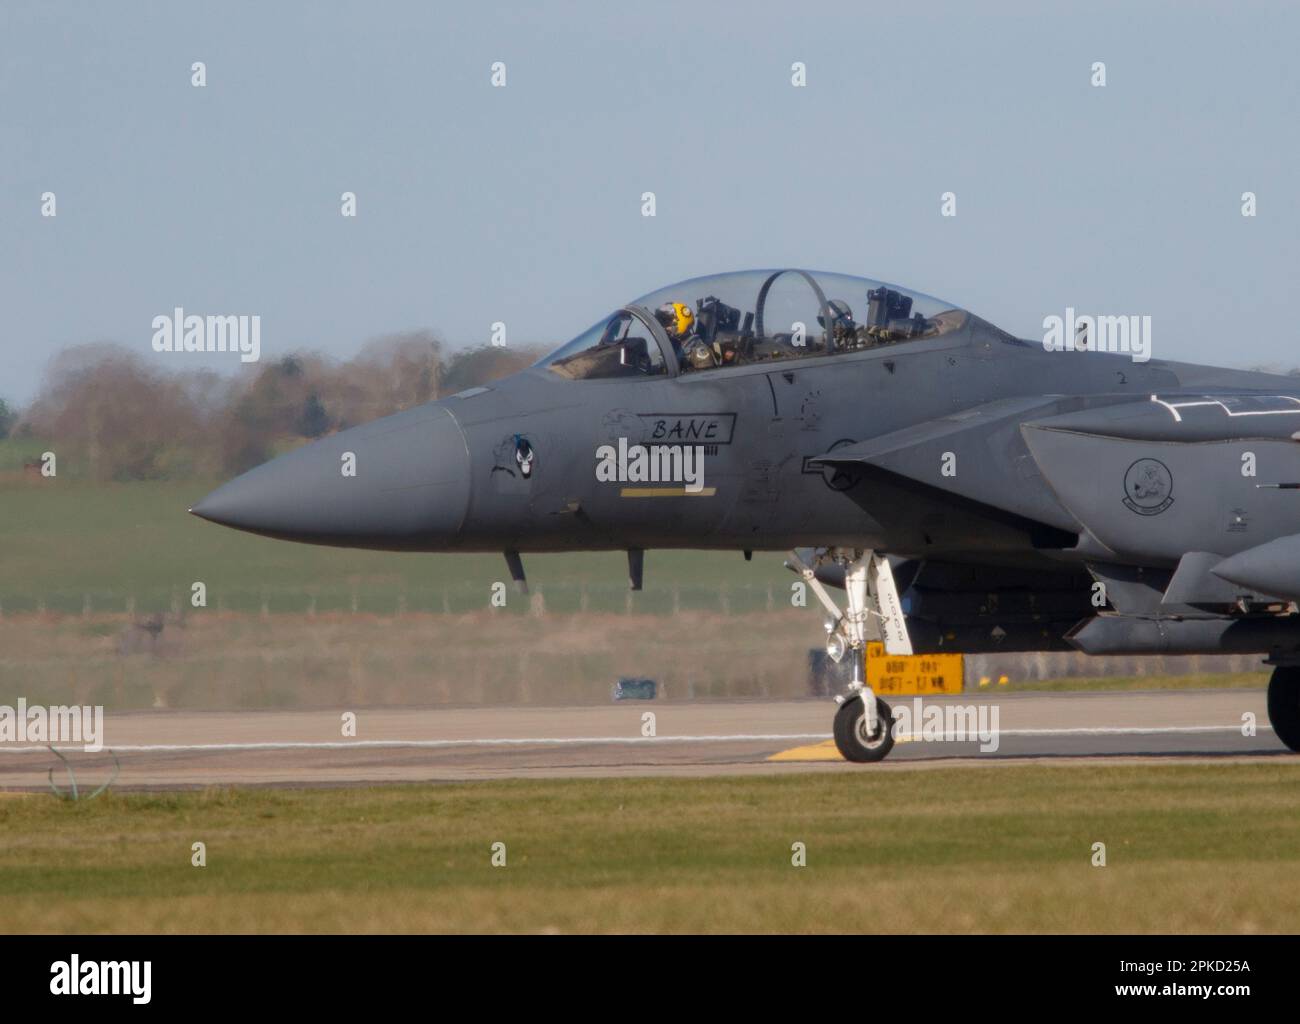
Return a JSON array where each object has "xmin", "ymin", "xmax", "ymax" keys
[{"xmin": 811, "ymin": 391, "xmax": 1300, "ymax": 656}]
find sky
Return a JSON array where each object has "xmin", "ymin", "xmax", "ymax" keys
[{"xmin": 2, "ymin": 0, "xmax": 1297, "ymax": 405}]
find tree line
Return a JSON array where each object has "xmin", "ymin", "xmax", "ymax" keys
[{"xmin": 5, "ymin": 333, "xmax": 546, "ymax": 480}]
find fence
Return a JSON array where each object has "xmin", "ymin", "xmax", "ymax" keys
[{"xmin": 0, "ymin": 581, "xmax": 786, "ymax": 619}]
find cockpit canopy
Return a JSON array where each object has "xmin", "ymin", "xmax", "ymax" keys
[{"xmin": 539, "ymin": 268, "xmax": 968, "ymax": 380}]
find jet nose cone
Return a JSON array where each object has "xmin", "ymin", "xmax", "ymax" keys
[{"xmin": 191, "ymin": 404, "xmax": 470, "ymax": 548}]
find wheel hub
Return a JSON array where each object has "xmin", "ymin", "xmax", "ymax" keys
[{"xmin": 855, "ymin": 707, "xmax": 886, "ymax": 747}]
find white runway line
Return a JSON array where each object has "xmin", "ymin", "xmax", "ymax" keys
[
  {"xmin": 899, "ymin": 725, "xmax": 1271, "ymax": 741},
  {"xmin": 0, "ymin": 724, "xmax": 1270, "ymax": 754},
  {"xmin": 0, "ymin": 733, "xmax": 833, "ymax": 754}
]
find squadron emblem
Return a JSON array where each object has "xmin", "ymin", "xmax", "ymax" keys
[
  {"xmin": 1122, "ymin": 458, "xmax": 1173, "ymax": 516},
  {"xmin": 514, "ymin": 435, "xmax": 535, "ymax": 479}
]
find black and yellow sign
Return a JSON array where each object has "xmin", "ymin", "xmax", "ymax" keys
[{"xmin": 865, "ymin": 641, "xmax": 964, "ymax": 695}]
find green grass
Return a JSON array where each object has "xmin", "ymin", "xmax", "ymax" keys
[
  {"xmin": 0, "ymin": 479, "xmax": 1273, "ymax": 699},
  {"xmin": 0, "ymin": 479, "xmax": 782, "ymax": 614},
  {"xmin": 2, "ymin": 765, "xmax": 1298, "ymax": 933},
  {"xmin": 0, "ymin": 436, "xmax": 54, "ymax": 474},
  {"xmin": 995, "ymin": 672, "xmax": 1269, "ymax": 692}
]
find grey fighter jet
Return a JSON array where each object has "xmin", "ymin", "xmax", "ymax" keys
[{"xmin": 191, "ymin": 268, "xmax": 1300, "ymax": 761}]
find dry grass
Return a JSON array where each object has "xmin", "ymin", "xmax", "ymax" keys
[
  {"xmin": 0, "ymin": 611, "xmax": 1270, "ymax": 712},
  {"xmin": 0, "ymin": 610, "xmax": 817, "ymax": 709}
]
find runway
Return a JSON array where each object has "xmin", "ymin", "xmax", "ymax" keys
[{"xmin": 0, "ymin": 689, "xmax": 1289, "ymax": 789}]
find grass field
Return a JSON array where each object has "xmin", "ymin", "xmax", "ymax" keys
[
  {"xmin": 0, "ymin": 609, "xmax": 1269, "ymax": 711},
  {"xmin": 0, "ymin": 479, "xmax": 782, "ymax": 615},
  {"xmin": 1, "ymin": 764, "xmax": 1298, "ymax": 933},
  {"xmin": 0, "ymin": 477, "xmax": 1273, "ymax": 700},
  {"xmin": 0, "ymin": 610, "xmax": 818, "ymax": 708}
]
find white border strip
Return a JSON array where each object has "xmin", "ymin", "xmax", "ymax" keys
[
  {"xmin": 1151, "ymin": 393, "xmax": 1300, "ymax": 423},
  {"xmin": 897, "ymin": 725, "xmax": 1268, "ymax": 741},
  {"xmin": 0, "ymin": 724, "xmax": 1269, "ymax": 754}
]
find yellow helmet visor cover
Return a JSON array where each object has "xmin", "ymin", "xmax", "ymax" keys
[{"xmin": 671, "ymin": 302, "xmax": 693, "ymax": 336}]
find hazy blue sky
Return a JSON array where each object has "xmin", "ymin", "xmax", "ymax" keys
[{"xmin": 3, "ymin": 0, "xmax": 1297, "ymax": 404}]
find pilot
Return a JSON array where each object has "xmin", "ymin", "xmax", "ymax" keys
[{"xmin": 655, "ymin": 301, "xmax": 716, "ymax": 371}]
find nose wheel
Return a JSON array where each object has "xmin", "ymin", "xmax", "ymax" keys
[
  {"xmin": 1268, "ymin": 665, "xmax": 1300, "ymax": 752},
  {"xmin": 833, "ymin": 695, "xmax": 896, "ymax": 762}
]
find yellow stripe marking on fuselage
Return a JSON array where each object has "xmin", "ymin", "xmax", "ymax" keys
[{"xmin": 618, "ymin": 487, "xmax": 717, "ymax": 497}]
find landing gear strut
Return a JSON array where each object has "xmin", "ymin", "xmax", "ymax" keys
[
  {"xmin": 786, "ymin": 547, "xmax": 911, "ymax": 762},
  {"xmin": 1268, "ymin": 665, "xmax": 1300, "ymax": 752}
]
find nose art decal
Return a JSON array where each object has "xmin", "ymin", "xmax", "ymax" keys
[{"xmin": 514, "ymin": 435, "xmax": 535, "ymax": 479}]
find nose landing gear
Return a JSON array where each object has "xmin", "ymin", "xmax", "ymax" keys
[{"xmin": 786, "ymin": 547, "xmax": 910, "ymax": 762}]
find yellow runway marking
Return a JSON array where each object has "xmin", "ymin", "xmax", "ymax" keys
[
  {"xmin": 767, "ymin": 739, "xmax": 841, "ymax": 762},
  {"xmin": 767, "ymin": 736, "xmax": 914, "ymax": 762}
]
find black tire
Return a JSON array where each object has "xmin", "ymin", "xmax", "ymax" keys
[
  {"xmin": 1267, "ymin": 666, "xmax": 1300, "ymax": 752},
  {"xmin": 832, "ymin": 695, "xmax": 896, "ymax": 763}
]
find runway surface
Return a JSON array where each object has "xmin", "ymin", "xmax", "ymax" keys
[{"xmin": 0, "ymin": 689, "xmax": 1290, "ymax": 789}]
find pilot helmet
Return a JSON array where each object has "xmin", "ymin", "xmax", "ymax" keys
[
  {"xmin": 816, "ymin": 299, "xmax": 854, "ymax": 329},
  {"xmin": 655, "ymin": 301, "xmax": 695, "ymax": 338}
]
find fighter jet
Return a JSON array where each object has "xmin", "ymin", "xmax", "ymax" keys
[{"xmin": 191, "ymin": 268, "xmax": 1300, "ymax": 761}]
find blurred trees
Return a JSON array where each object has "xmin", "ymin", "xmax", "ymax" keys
[
  {"xmin": 14, "ymin": 334, "xmax": 546, "ymax": 480},
  {"xmin": 0, "ymin": 399, "xmax": 17, "ymax": 439},
  {"xmin": 22, "ymin": 345, "xmax": 214, "ymax": 480}
]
